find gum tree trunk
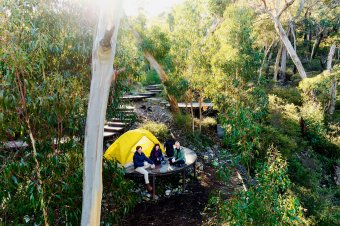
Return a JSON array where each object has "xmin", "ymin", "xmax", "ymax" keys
[
  {"xmin": 81, "ymin": 1, "xmax": 122, "ymax": 225},
  {"xmin": 327, "ymin": 43, "xmax": 337, "ymax": 114},
  {"xmin": 274, "ymin": 42, "xmax": 283, "ymax": 81},
  {"xmin": 272, "ymin": 16, "xmax": 307, "ymax": 79},
  {"xmin": 143, "ymin": 51, "xmax": 179, "ymax": 112}
]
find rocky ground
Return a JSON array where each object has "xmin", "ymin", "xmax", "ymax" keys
[{"xmin": 121, "ymin": 97, "xmax": 244, "ymax": 225}]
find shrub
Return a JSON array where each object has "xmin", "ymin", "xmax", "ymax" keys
[
  {"xmin": 101, "ymin": 160, "xmax": 139, "ymax": 224},
  {"xmin": 0, "ymin": 142, "xmax": 139, "ymax": 225},
  {"xmin": 270, "ymin": 86, "xmax": 302, "ymax": 106},
  {"xmin": 194, "ymin": 117, "xmax": 217, "ymax": 130},
  {"xmin": 140, "ymin": 70, "xmax": 161, "ymax": 86},
  {"xmin": 174, "ymin": 113, "xmax": 192, "ymax": 132},
  {"xmin": 207, "ymin": 146, "xmax": 309, "ymax": 225},
  {"xmin": 138, "ymin": 121, "xmax": 169, "ymax": 141}
]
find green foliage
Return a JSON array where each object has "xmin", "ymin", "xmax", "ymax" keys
[
  {"xmin": 0, "ymin": 143, "xmax": 83, "ymax": 224},
  {"xmin": 270, "ymin": 86, "xmax": 303, "ymax": 106},
  {"xmin": 264, "ymin": 95, "xmax": 305, "ymax": 156},
  {"xmin": 209, "ymin": 5, "xmax": 261, "ymax": 81},
  {"xmin": 209, "ymin": 147, "xmax": 308, "ymax": 225},
  {"xmin": 299, "ymin": 71, "xmax": 337, "ymax": 109},
  {"xmin": 138, "ymin": 121, "xmax": 170, "ymax": 141},
  {"xmin": 195, "ymin": 117, "xmax": 217, "ymax": 130},
  {"xmin": 217, "ymin": 84, "xmax": 268, "ymax": 167},
  {"xmin": 101, "ymin": 160, "xmax": 139, "ymax": 224},
  {"xmin": 140, "ymin": 69, "xmax": 161, "ymax": 86},
  {"xmin": 174, "ymin": 113, "xmax": 192, "ymax": 132},
  {"xmin": 289, "ymin": 154, "xmax": 340, "ymax": 225}
]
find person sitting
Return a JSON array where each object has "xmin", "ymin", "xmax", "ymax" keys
[
  {"xmin": 169, "ymin": 141, "xmax": 186, "ymax": 166},
  {"xmin": 149, "ymin": 143, "xmax": 164, "ymax": 165},
  {"xmin": 164, "ymin": 138, "xmax": 175, "ymax": 157},
  {"xmin": 133, "ymin": 145, "xmax": 155, "ymax": 192}
]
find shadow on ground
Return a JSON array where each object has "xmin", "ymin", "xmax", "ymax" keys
[{"xmin": 122, "ymin": 178, "xmax": 210, "ymax": 226}]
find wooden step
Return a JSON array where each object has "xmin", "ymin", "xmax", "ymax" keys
[
  {"xmin": 103, "ymin": 131, "xmax": 116, "ymax": 138},
  {"xmin": 106, "ymin": 121, "xmax": 128, "ymax": 127},
  {"xmin": 146, "ymin": 84, "xmax": 162, "ymax": 88},
  {"xmin": 137, "ymin": 92, "xmax": 156, "ymax": 97},
  {"xmin": 110, "ymin": 117, "xmax": 132, "ymax": 122},
  {"xmin": 104, "ymin": 125, "xmax": 124, "ymax": 132},
  {"xmin": 147, "ymin": 89, "xmax": 162, "ymax": 93},
  {"xmin": 121, "ymin": 95, "xmax": 146, "ymax": 101}
]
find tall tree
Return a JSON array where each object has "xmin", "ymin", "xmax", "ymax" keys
[
  {"xmin": 81, "ymin": 0, "xmax": 122, "ymax": 225},
  {"xmin": 259, "ymin": 0, "xmax": 308, "ymax": 79}
]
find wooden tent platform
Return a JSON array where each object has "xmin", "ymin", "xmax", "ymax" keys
[{"xmin": 125, "ymin": 147, "xmax": 197, "ymax": 199}]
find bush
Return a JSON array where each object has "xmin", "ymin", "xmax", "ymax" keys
[
  {"xmin": 138, "ymin": 121, "xmax": 169, "ymax": 141},
  {"xmin": 270, "ymin": 86, "xmax": 302, "ymax": 106},
  {"xmin": 0, "ymin": 142, "xmax": 139, "ymax": 225},
  {"xmin": 140, "ymin": 70, "xmax": 161, "ymax": 86},
  {"xmin": 207, "ymin": 146, "xmax": 309, "ymax": 225},
  {"xmin": 174, "ymin": 113, "xmax": 192, "ymax": 132},
  {"xmin": 101, "ymin": 160, "xmax": 139, "ymax": 224},
  {"xmin": 194, "ymin": 117, "xmax": 217, "ymax": 130}
]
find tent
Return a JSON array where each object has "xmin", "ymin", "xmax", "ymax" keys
[{"xmin": 104, "ymin": 129, "xmax": 165, "ymax": 165}]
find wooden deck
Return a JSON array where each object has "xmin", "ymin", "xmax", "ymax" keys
[{"xmin": 125, "ymin": 147, "xmax": 197, "ymax": 199}]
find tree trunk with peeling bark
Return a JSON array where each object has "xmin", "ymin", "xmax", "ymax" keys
[
  {"xmin": 280, "ymin": 45, "xmax": 287, "ymax": 81},
  {"xmin": 327, "ymin": 43, "xmax": 337, "ymax": 114},
  {"xmin": 272, "ymin": 16, "xmax": 307, "ymax": 79},
  {"xmin": 310, "ymin": 31, "xmax": 324, "ymax": 60},
  {"xmin": 274, "ymin": 42, "xmax": 283, "ymax": 81},
  {"xmin": 81, "ymin": 1, "xmax": 122, "ymax": 225},
  {"xmin": 143, "ymin": 50, "xmax": 179, "ymax": 112}
]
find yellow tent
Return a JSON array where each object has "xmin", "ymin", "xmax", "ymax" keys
[{"xmin": 104, "ymin": 129, "xmax": 164, "ymax": 165}]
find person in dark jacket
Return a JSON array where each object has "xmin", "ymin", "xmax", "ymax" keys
[
  {"xmin": 133, "ymin": 145, "xmax": 155, "ymax": 192},
  {"xmin": 149, "ymin": 144, "xmax": 164, "ymax": 165},
  {"xmin": 164, "ymin": 139, "xmax": 175, "ymax": 157}
]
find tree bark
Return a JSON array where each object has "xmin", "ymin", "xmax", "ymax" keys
[
  {"xmin": 327, "ymin": 43, "xmax": 337, "ymax": 114},
  {"xmin": 272, "ymin": 16, "xmax": 307, "ymax": 79},
  {"xmin": 143, "ymin": 50, "xmax": 179, "ymax": 112},
  {"xmin": 81, "ymin": 1, "xmax": 122, "ymax": 225},
  {"xmin": 274, "ymin": 42, "xmax": 283, "ymax": 81},
  {"xmin": 191, "ymin": 95, "xmax": 195, "ymax": 133},
  {"xmin": 198, "ymin": 92, "xmax": 204, "ymax": 132},
  {"xmin": 327, "ymin": 44, "xmax": 336, "ymax": 71},
  {"xmin": 258, "ymin": 40, "xmax": 274, "ymax": 82},
  {"xmin": 280, "ymin": 45, "xmax": 287, "ymax": 81},
  {"xmin": 310, "ymin": 30, "xmax": 324, "ymax": 60}
]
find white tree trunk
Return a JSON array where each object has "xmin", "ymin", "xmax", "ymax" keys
[
  {"xmin": 327, "ymin": 43, "xmax": 337, "ymax": 114},
  {"xmin": 273, "ymin": 16, "xmax": 307, "ymax": 79},
  {"xmin": 274, "ymin": 42, "xmax": 283, "ymax": 81},
  {"xmin": 327, "ymin": 44, "xmax": 336, "ymax": 71},
  {"xmin": 280, "ymin": 46, "xmax": 287, "ymax": 80},
  {"xmin": 81, "ymin": 1, "xmax": 122, "ymax": 225}
]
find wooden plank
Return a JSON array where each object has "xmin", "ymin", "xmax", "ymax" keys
[
  {"xmin": 177, "ymin": 102, "xmax": 213, "ymax": 108},
  {"xmin": 121, "ymin": 95, "xmax": 146, "ymax": 101},
  {"xmin": 104, "ymin": 125, "xmax": 124, "ymax": 132},
  {"xmin": 2, "ymin": 140, "xmax": 28, "ymax": 149},
  {"xmin": 106, "ymin": 121, "xmax": 128, "ymax": 126},
  {"xmin": 103, "ymin": 132, "xmax": 116, "ymax": 137}
]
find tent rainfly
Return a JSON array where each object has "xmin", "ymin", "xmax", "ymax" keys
[{"xmin": 104, "ymin": 129, "xmax": 165, "ymax": 166}]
